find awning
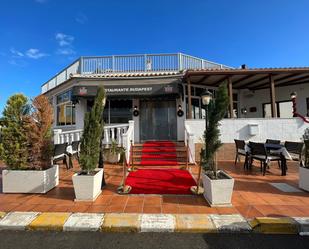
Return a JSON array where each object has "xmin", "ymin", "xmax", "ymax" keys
[{"xmin": 71, "ymin": 82, "xmax": 181, "ymax": 99}]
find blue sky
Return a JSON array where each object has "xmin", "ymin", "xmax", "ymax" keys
[{"xmin": 1, "ymin": 0, "xmax": 309, "ymax": 113}]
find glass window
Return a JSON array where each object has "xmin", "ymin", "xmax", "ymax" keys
[
  {"xmin": 263, "ymin": 100, "xmax": 292, "ymax": 118},
  {"xmin": 103, "ymin": 99, "xmax": 132, "ymax": 124},
  {"xmin": 56, "ymin": 90, "xmax": 76, "ymax": 126}
]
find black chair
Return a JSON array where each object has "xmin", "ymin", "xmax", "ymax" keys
[
  {"xmin": 284, "ymin": 141, "xmax": 304, "ymax": 162},
  {"xmin": 52, "ymin": 143, "xmax": 71, "ymax": 170},
  {"xmin": 234, "ymin": 139, "xmax": 247, "ymax": 166},
  {"xmin": 248, "ymin": 142, "xmax": 282, "ymax": 175},
  {"xmin": 266, "ymin": 139, "xmax": 281, "ymax": 144},
  {"xmin": 71, "ymin": 140, "xmax": 80, "ymax": 159}
]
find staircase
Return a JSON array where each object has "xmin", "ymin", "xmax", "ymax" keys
[{"xmin": 131, "ymin": 141, "xmax": 188, "ymax": 167}]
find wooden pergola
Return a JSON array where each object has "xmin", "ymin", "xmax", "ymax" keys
[{"xmin": 184, "ymin": 67, "xmax": 309, "ymax": 118}]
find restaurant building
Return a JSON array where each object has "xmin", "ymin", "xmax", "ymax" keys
[{"xmin": 42, "ymin": 53, "xmax": 309, "ymax": 161}]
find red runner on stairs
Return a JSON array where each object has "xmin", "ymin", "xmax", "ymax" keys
[
  {"xmin": 125, "ymin": 169, "xmax": 196, "ymax": 194},
  {"xmin": 140, "ymin": 141, "xmax": 178, "ymax": 166}
]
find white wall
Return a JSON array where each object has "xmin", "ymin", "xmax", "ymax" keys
[
  {"xmin": 185, "ymin": 118, "xmax": 309, "ymax": 143},
  {"xmin": 239, "ymin": 83, "xmax": 309, "ymax": 118}
]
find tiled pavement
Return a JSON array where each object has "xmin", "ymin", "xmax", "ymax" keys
[{"xmin": 1, "ymin": 160, "xmax": 309, "ymax": 219}]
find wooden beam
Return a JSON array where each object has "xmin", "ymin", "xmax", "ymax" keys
[
  {"xmin": 187, "ymin": 78, "xmax": 192, "ymax": 119},
  {"xmin": 195, "ymin": 75, "xmax": 211, "ymax": 84},
  {"xmin": 238, "ymin": 75, "xmax": 269, "ymax": 89},
  {"xmin": 228, "ymin": 77, "xmax": 234, "ymax": 118},
  {"xmin": 213, "ymin": 76, "xmax": 229, "ymax": 86},
  {"xmin": 232, "ymin": 74, "xmax": 257, "ymax": 86},
  {"xmin": 269, "ymin": 74, "xmax": 277, "ymax": 118}
]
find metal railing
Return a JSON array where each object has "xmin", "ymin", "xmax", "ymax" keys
[{"xmin": 41, "ymin": 53, "xmax": 232, "ymax": 93}]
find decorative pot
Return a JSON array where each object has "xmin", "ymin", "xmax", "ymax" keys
[
  {"xmin": 299, "ymin": 165, "xmax": 309, "ymax": 192},
  {"xmin": 2, "ymin": 165, "xmax": 59, "ymax": 193},
  {"xmin": 202, "ymin": 170, "xmax": 234, "ymax": 206},
  {"xmin": 106, "ymin": 152, "xmax": 120, "ymax": 164},
  {"xmin": 72, "ymin": 168, "xmax": 103, "ymax": 201}
]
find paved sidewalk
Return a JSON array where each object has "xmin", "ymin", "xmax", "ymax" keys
[
  {"xmin": 1, "ymin": 160, "xmax": 309, "ymax": 219},
  {"xmin": 0, "ymin": 211, "xmax": 308, "ymax": 234}
]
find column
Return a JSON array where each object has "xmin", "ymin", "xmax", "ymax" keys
[
  {"xmin": 228, "ymin": 77, "xmax": 234, "ymax": 118},
  {"xmin": 269, "ymin": 74, "xmax": 277, "ymax": 118}
]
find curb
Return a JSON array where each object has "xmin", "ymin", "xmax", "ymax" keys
[{"xmin": 0, "ymin": 211, "xmax": 308, "ymax": 235}]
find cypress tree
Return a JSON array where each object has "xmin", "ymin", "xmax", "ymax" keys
[
  {"xmin": 201, "ymin": 83, "xmax": 229, "ymax": 178},
  {"xmin": 79, "ymin": 87, "xmax": 106, "ymax": 174},
  {"xmin": 0, "ymin": 94, "xmax": 29, "ymax": 169}
]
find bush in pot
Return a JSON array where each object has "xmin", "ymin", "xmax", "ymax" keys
[
  {"xmin": 299, "ymin": 128, "xmax": 309, "ymax": 191},
  {"xmin": 1, "ymin": 94, "xmax": 58, "ymax": 193},
  {"xmin": 200, "ymin": 83, "xmax": 234, "ymax": 206},
  {"xmin": 72, "ymin": 86, "xmax": 106, "ymax": 201},
  {"xmin": 105, "ymin": 140, "xmax": 125, "ymax": 163}
]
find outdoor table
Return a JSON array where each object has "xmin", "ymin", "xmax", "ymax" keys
[{"xmin": 245, "ymin": 142, "xmax": 292, "ymax": 176}]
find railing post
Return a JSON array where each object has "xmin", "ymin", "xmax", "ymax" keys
[
  {"xmin": 53, "ymin": 129, "xmax": 62, "ymax": 144},
  {"xmin": 178, "ymin": 53, "xmax": 183, "ymax": 71},
  {"xmin": 130, "ymin": 140, "xmax": 134, "ymax": 167},
  {"xmin": 112, "ymin": 56, "xmax": 115, "ymax": 72},
  {"xmin": 79, "ymin": 57, "xmax": 83, "ymax": 74},
  {"xmin": 186, "ymin": 138, "xmax": 189, "ymax": 170},
  {"xmin": 116, "ymin": 127, "xmax": 122, "ymax": 145},
  {"xmin": 103, "ymin": 127, "xmax": 110, "ymax": 145}
]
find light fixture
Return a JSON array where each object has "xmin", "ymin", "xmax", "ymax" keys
[
  {"xmin": 241, "ymin": 108, "xmax": 247, "ymax": 115},
  {"xmin": 290, "ymin": 92, "xmax": 297, "ymax": 99},
  {"xmin": 201, "ymin": 90, "xmax": 213, "ymax": 105}
]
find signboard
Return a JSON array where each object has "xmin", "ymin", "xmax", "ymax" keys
[{"xmin": 72, "ymin": 83, "xmax": 180, "ymax": 99}]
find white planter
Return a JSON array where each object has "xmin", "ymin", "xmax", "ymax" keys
[
  {"xmin": 2, "ymin": 165, "xmax": 59, "ymax": 194},
  {"xmin": 72, "ymin": 168, "xmax": 103, "ymax": 201},
  {"xmin": 202, "ymin": 170, "xmax": 234, "ymax": 206},
  {"xmin": 299, "ymin": 166, "xmax": 309, "ymax": 192}
]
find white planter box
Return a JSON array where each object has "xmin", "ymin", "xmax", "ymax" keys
[
  {"xmin": 2, "ymin": 165, "xmax": 59, "ymax": 194},
  {"xmin": 299, "ymin": 166, "xmax": 309, "ymax": 192},
  {"xmin": 202, "ymin": 170, "xmax": 234, "ymax": 206},
  {"xmin": 72, "ymin": 168, "xmax": 103, "ymax": 201}
]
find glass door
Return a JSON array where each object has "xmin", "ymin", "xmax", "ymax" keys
[{"xmin": 140, "ymin": 100, "xmax": 177, "ymax": 141}]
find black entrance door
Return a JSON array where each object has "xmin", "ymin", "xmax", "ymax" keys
[{"xmin": 140, "ymin": 100, "xmax": 177, "ymax": 141}]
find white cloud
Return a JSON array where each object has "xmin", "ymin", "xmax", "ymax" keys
[
  {"xmin": 10, "ymin": 48, "xmax": 24, "ymax": 57},
  {"xmin": 56, "ymin": 48, "xmax": 76, "ymax": 55},
  {"xmin": 25, "ymin": 48, "xmax": 49, "ymax": 59},
  {"xmin": 75, "ymin": 13, "xmax": 88, "ymax": 24},
  {"xmin": 55, "ymin": 33, "xmax": 74, "ymax": 47}
]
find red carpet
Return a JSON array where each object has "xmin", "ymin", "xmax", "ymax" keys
[
  {"xmin": 140, "ymin": 141, "xmax": 178, "ymax": 166},
  {"xmin": 125, "ymin": 169, "xmax": 196, "ymax": 194}
]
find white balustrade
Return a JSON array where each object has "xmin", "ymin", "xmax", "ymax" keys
[
  {"xmin": 185, "ymin": 124, "xmax": 195, "ymax": 163},
  {"xmin": 53, "ymin": 129, "xmax": 83, "ymax": 145}
]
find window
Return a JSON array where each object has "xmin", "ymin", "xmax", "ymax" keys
[
  {"xmin": 56, "ymin": 90, "xmax": 76, "ymax": 126},
  {"xmin": 263, "ymin": 100, "xmax": 293, "ymax": 118},
  {"xmin": 103, "ymin": 99, "xmax": 132, "ymax": 124}
]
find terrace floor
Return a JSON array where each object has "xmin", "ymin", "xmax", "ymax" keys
[{"xmin": 1, "ymin": 160, "xmax": 309, "ymax": 219}]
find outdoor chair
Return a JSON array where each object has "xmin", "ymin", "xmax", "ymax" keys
[
  {"xmin": 234, "ymin": 139, "xmax": 247, "ymax": 166},
  {"xmin": 266, "ymin": 139, "xmax": 281, "ymax": 144},
  {"xmin": 248, "ymin": 142, "xmax": 282, "ymax": 176},
  {"xmin": 284, "ymin": 141, "xmax": 304, "ymax": 162},
  {"xmin": 52, "ymin": 143, "xmax": 71, "ymax": 170},
  {"xmin": 71, "ymin": 140, "xmax": 81, "ymax": 160}
]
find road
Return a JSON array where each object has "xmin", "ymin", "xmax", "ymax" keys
[{"xmin": 0, "ymin": 231, "xmax": 308, "ymax": 249}]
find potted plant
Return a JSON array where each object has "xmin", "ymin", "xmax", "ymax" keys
[
  {"xmin": 72, "ymin": 87, "xmax": 106, "ymax": 201},
  {"xmin": 105, "ymin": 140, "xmax": 125, "ymax": 163},
  {"xmin": 1, "ymin": 94, "xmax": 58, "ymax": 193},
  {"xmin": 299, "ymin": 128, "xmax": 309, "ymax": 191},
  {"xmin": 200, "ymin": 83, "xmax": 234, "ymax": 206}
]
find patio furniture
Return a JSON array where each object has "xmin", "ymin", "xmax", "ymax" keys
[
  {"xmin": 234, "ymin": 139, "xmax": 247, "ymax": 166},
  {"xmin": 52, "ymin": 143, "xmax": 72, "ymax": 170},
  {"xmin": 247, "ymin": 142, "xmax": 283, "ymax": 176},
  {"xmin": 284, "ymin": 141, "xmax": 304, "ymax": 162},
  {"xmin": 266, "ymin": 139, "xmax": 281, "ymax": 144},
  {"xmin": 71, "ymin": 140, "xmax": 81, "ymax": 159}
]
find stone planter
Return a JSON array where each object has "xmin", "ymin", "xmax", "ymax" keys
[
  {"xmin": 72, "ymin": 168, "xmax": 103, "ymax": 201},
  {"xmin": 105, "ymin": 153, "xmax": 120, "ymax": 164},
  {"xmin": 202, "ymin": 170, "xmax": 234, "ymax": 206},
  {"xmin": 299, "ymin": 166, "xmax": 309, "ymax": 192},
  {"xmin": 2, "ymin": 165, "xmax": 59, "ymax": 193}
]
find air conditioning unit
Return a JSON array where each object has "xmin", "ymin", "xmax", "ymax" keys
[{"xmin": 242, "ymin": 89, "xmax": 255, "ymax": 98}]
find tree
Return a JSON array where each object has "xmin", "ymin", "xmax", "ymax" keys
[
  {"xmin": 79, "ymin": 87, "xmax": 106, "ymax": 174},
  {"xmin": 24, "ymin": 95, "xmax": 53, "ymax": 170},
  {"xmin": 0, "ymin": 94, "xmax": 29, "ymax": 169},
  {"xmin": 201, "ymin": 83, "xmax": 229, "ymax": 178}
]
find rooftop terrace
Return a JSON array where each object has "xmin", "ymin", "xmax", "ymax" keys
[{"xmin": 41, "ymin": 53, "xmax": 231, "ymax": 93}]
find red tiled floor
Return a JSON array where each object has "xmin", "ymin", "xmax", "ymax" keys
[{"xmin": 1, "ymin": 160, "xmax": 309, "ymax": 219}]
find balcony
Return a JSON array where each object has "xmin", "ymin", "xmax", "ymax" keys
[{"xmin": 41, "ymin": 53, "xmax": 231, "ymax": 93}]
